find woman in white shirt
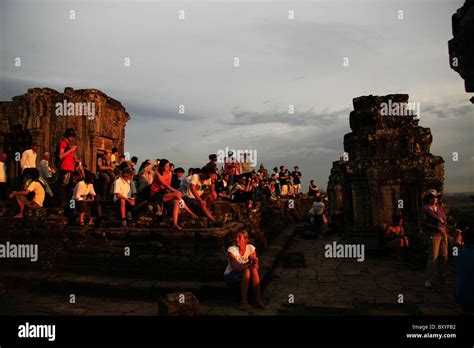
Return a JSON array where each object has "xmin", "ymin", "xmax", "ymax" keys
[
  {"xmin": 224, "ymin": 230, "xmax": 268, "ymax": 313},
  {"xmin": 72, "ymin": 172, "xmax": 101, "ymax": 226},
  {"xmin": 138, "ymin": 163, "xmax": 154, "ymax": 193}
]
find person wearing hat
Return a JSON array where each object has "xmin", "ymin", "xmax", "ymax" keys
[
  {"xmin": 56, "ymin": 128, "xmax": 78, "ymax": 206},
  {"xmin": 113, "ymin": 167, "xmax": 136, "ymax": 227},
  {"xmin": 421, "ymin": 189, "xmax": 447, "ymax": 289}
]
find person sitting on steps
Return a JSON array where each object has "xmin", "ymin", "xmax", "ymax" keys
[
  {"xmin": 9, "ymin": 168, "xmax": 45, "ymax": 218},
  {"xmin": 113, "ymin": 167, "xmax": 136, "ymax": 227},
  {"xmin": 224, "ymin": 230, "xmax": 268, "ymax": 314}
]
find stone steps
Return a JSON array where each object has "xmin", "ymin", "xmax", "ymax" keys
[
  {"xmin": 0, "ymin": 198, "xmax": 310, "ymax": 303},
  {"xmin": 0, "ymin": 220, "xmax": 246, "ymax": 281},
  {"xmin": 0, "ymin": 224, "xmax": 299, "ymax": 301}
]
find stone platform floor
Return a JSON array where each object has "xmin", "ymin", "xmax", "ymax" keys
[
  {"xmin": 261, "ymin": 233, "xmax": 461, "ymax": 316},
  {"xmin": 0, "ymin": 230, "xmax": 463, "ymax": 316}
]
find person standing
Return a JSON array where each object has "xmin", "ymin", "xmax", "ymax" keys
[
  {"xmin": 207, "ymin": 154, "xmax": 219, "ymax": 175},
  {"xmin": 421, "ymin": 189, "xmax": 448, "ymax": 289},
  {"xmin": 454, "ymin": 227, "xmax": 474, "ymax": 313},
  {"xmin": 309, "ymin": 196, "xmax": 325, "ymax": 237},
  {"xmin": 279, "ymin": 166, "xmax": 289, "ymax": 197},
  {"xmin": 20, "ymin": 142, "xmax": 39, "ymax": 173},
  {"xmin": 0, "ymin": 153, "xmax": 7, "ymax": 216},
  {"xmin": 56, "ymin": 129, "xmax": 77, "ymax": 207},
  {"xmin": 292, "ymin": 166, "xmax": 302, "ymax": 195},
  {"xmin": 39, "ymin": 152, "xmax": 55, "ymax": 180},
  {"xmin": 272, "ymin": 167, "xmax": 280, "ymax": 197}
]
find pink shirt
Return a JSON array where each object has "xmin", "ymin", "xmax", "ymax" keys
[{"xmin": 151, "ymin": 172, "xmax": 171, "ymax": 195}]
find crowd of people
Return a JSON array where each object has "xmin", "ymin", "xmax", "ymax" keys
[
  {"xmin": 0, "ymin": 129, "xmax": 472, "ymax": 313},
  {"xmin": 0, "ymin": 130, "xmax": 327, "ymax": 313},
  {"xmin": 0, "ymin": 131, "xmax": 326, "ymax": 229}
]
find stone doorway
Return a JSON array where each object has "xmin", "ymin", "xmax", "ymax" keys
[{"xmin": 0, "ymin": 125, "xmax": 32, "ymax": 188}]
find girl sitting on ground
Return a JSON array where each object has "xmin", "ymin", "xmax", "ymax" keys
[
  {"xmin": 385, "ymin": 215, "xmax": 409, "ymax": 260},
  {"xmin": 224, "ymin": 230, "xmax": 268, "ymax": 314}
]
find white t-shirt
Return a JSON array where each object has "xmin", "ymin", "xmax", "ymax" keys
[
  {"xmin": 224, "ymin": 244, "xmax": 256, "ymax": 275},
  {"xmin": 311, "ymin": 201, "xmax": 325, "ymax": 215},
  {"xmin": 113, "ymin": 177, "xmax": 136, "ymax": 201},
  {"xmin": 39, "ymin": 159, "xmax": 52, "ymax": 178},
  {"xmin": 185, "ymin": 174, "xmax": 211, "ymax": 199},
  {"xmin": 179, "ymin": 175, "xmax": 190, "ymax": 193},
  {"xmin": 0, "ymin": 162, "xmax": 6, "ymax": 183},
  {"xmin": 20, "ymin": 149, "xmax": 37, "ymax": 170},
  {"xmin": 73, "ymin": 181, "xmax": 96, "ymax": 201},
  {"xmin": 26, "ymin": 181, "xmax": 45, "ymax": 207}
]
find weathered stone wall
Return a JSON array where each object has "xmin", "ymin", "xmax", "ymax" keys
[
  {"xmin": 0, "ymin": 87, "xmax": 130, "ymax": 177},
  {"xmin": 448, "ymin": 0, "xmax": 474, "ymax": 96},
  {"xmin": 327, "ymin": 95, "xmax": 444, "ymax": 241},
  {"xmin": 0, "ymin": 198, "xmax": 312, "ymax": 282}
]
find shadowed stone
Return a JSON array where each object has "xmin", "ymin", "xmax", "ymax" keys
[{"xmin": 327, "ymin": 94, "xmax": 444, "ymax": 245}]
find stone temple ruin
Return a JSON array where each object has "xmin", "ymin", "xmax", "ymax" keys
[
  {"xmin": 327, "ymin": 94, "xmax": 444, "ymax": 245},
  {"xmin": 0, "ymin": 87, "xmax": 314, "ymax": 300},
  {"xmin": 0, "ymin": 87, "xmax": 130, "ymax": 180},
  {"xmin": 448, "ymin": 0, "xmax": 474, "ymax": 98}
]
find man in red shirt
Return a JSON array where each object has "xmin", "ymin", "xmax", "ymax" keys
[{"xmin": 56, "ymin": 128, "xmax": 77, "ymax": 206}]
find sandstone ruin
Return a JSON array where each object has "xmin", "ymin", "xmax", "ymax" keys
[
  {"xmin": 327, "ymin": 94, "xmax": 444, "ymax": 244},
  {"xmin": 448, "ymin": 0, "xmax": 474, "ymax": 99},
  {"xmin": 0, "ymin": 87, "xmax": 130, "ymax": 179}
]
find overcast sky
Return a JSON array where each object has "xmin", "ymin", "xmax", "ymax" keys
[{"xmin": 1, "ymin": 0, "xmax": 472, "ymax": 192}]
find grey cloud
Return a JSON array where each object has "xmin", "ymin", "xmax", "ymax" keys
[
  {"xmin": 116, "ymin": 101, "xmax": 200, "ymax": 122},
  {"xmin": 229, "ymin": 107, "xmax": 350, "ymax": 127},
  {"xmin": 424, "ymin": 101, "xmax": 473, "ymax": 119}
]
